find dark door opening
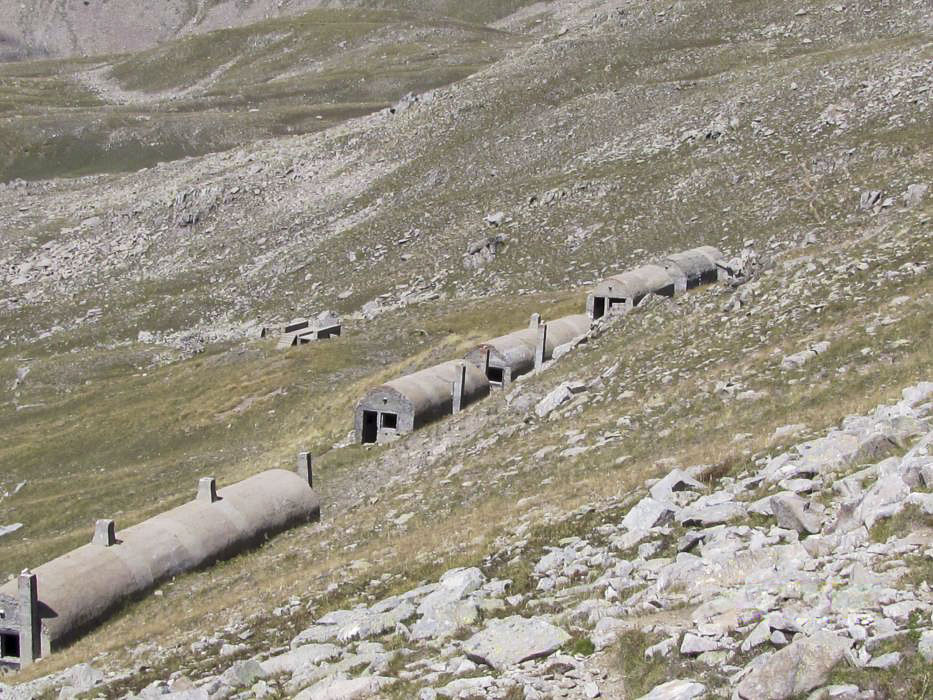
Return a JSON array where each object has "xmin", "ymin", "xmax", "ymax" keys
[
  {"xmin": 361, "ymin": 410, "xmax": 378, "ymax": 443},
  {"xmin": 0, "ymin": 632, "xmax": 20, "ymax": 659},
  {"xmin": 486, "ymin": 366, "xmax": 505, "ymax": 385},
  {"xmin": 381, "ymin": 412, "xmax": 398, "ymax": 430},
  {"xmin": 592, "ymin": 297, "xmax": 606, "ymax": 319}
]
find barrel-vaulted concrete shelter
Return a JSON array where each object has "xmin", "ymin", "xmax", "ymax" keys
[
  {"xmin": 355, "ymin": 360, "xmax": 489, "ymax": 443},
  {"xmin": 464, "ymin": 314, "xmax": 591, "ymax": 387},
  {"xmin": 0, "ymin": 468, "xmax": 320, "ymax": 669},
  {"xmin": 659, "ymin": 246, "xmax": 725, "ymax": 293},
  {"xmin": 586, "ymin": 264, "xmax": 677, "ymax": 319}
]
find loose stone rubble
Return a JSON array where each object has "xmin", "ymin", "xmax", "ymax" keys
[{"xmin": 11, "ymin": 382, "xmax": 928, "ymax": 699}]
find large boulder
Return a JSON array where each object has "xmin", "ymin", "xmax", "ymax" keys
[
  {"xmin": 635, "ymin": 679, "xmax": 706, "ymax": 700},
  {"xmin": 621, "ymin": 497, "xmax": 675, "ymax": 531},
  {"xmin": 293, "ymin": 673, "xmax": 394, "ymax": 700},
  {"xmin": 463, "ymin": 616, "xmax": 570, "ymax": 670},
  {"xmin": 770, "ymin": 492, "xmax": 822, "ymax": 534},
  {"xmin": 736, "ymin": 631, "xmax": 852, "ymax": 699}
]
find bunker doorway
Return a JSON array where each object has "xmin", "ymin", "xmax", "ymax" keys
[
  {"xmin": 487, "ymin": 366, "xmax": 505, "ymax": 386},
  {"xmin": 592, "ymin": 297, "xmax": 606, "ymax": 319},
  {"xmin": 0, "ymin": 631, "xmax": 19, "ymax": 660},
  {"xmin": 362, "ymin": 410, "xmax": 378, "ymax": 443}
]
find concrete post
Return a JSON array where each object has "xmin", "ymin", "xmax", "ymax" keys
[
  {"xmin": 502, "ymin": 366, "xmax": 513, "ymax": 388},
  {"xmin": 18, "ymin": 570, "xmax": 39, "ymax": 667},
  {"xmin": 452, "ymin": 362, "xmax": 466, "ymax": 414},
  {"xmin": 529, "ymin": 313, "xmax": 541, "ymax": 330},
  {"xmin": 197, "ymin": 477, "xmax": 219, "ymax": 503},
  {"xmin": 534, "ymin": 323, "xmax": 548, "ymax": 370},
  {"xmin": 92, "ymin": 519, "xmax": 116, "ymax": 547},
  {"xmin": 297, "ymin": 452, "xmax": 313, "ymax": 488}
]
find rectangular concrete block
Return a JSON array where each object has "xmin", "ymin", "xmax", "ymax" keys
[
  {"xmin": 197, "ymin": 477, "xmax": 218, "ymax": 503},
  {"xmin": 92, "ymin": 519, "xmax": 116, "ymax": 547},
  {"xmin": 297, "ymin": 452, "xmax": 313, "ymax": 488}
]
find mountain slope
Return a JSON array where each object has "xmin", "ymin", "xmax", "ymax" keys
[{"xmin": 0, "ymin": 0, "xmax": 930, "ymax": 696}]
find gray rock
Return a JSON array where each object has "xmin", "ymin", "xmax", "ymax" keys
[
  {"xmin": 463, "ymin": 615, "xmax": 570, "ymax": 670},
  {"xmin": 736, "ymin": 631, "xmax": 852, "ymax": 699},
  {"xmin": 904, "ymin": 183, "xmax": 928, "ymax": 207},
  {"xmin": 411, "ymin": 600, "xmax": 478, "ymax": 640},
  {"xmin": 261, "ymin": 644, "xmax": 342, "ymax": 675},
  {"xmin": 0, "ymin": 522, "xmax": 22, "ymax": 538},
  {"xmin": 771, "ymin": 492, "xmax": 822, "ymax": 534},
  {"xmin": 649, "ymin": 469, "xmax": 705, "ymax": 502},
  {"xmin": 919, "ymin": 630, "xmax": 933, "ymax": 662},
  {"xmin": 436, "ymin": 676, "xmax": 495, "ymax": 697},
  {"xmin": 679, "ymin": 633, "xmax": 721, "ymax": 656},
  {"xmin": 772, "ymin": 423, "xmax": 807, "ymax": 441},
  {"xmin": 293, "ymin": 673, "xmax": 394, "ymax": 700},
  {"xmin": 219, "ymin": 660, "xmax": 266, "ymax": 688},
  {"xmin": 866, "ymin": 651, "xmax": 900, "ymax": 669},
  {"xmin": 535, "ymin": 383, "xmax": 577, "ymax": 418},
  {"xmin": 859, "ymin": 190, "xmax": 882, "ymax": 210},
  {"xmin": 635, "ymin": 679, "xmax": 706, "ymax": 700},
  {"xmin": 676, "ymin": 501, "xmax": 745, "ymax": 527},
  {"xmin": 621, "ymin": 497, "xmax": 675, "ymax": 531}
]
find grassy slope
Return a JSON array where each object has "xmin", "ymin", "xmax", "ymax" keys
[{"xmin": 0, "ymin": 7, "xmax": 524, "ymax": 181}]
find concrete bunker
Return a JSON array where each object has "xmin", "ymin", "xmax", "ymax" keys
[
  {"xmin": 659, "ymin": 246, "xmax": 724, "ymax": 293},
  {"xmin": 586, "ymin": 264, "xmax": 677, "ymax": 319},
  {"xmin": 355, "ymin": 360, "xmax": 489, "ymax": 444},
  {"xmin": 464, "ymin": 314, "xmax": 591, "ymax": 387},
  {"xmin": 275, "ymin": 311, "xmax": 342, "ymax": 349},
  {"xmin": 0, "ymin": 467, "xmax": 320, "ymax": 670}
]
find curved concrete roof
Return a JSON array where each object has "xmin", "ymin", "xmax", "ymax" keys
[
  {"xmin": 0, "ymin": 469, "xmax": 319, "ymax": 647},
  {"xmin": 466, "ymin": 328, "xmax": 537, "ymax": 372},
  {"xmin": 591, "ymin": 264, "xmax": 676, "ymax": 300},
  {"xmin": 544, "ymin": 314, "xmax": 591, "ymax": 347},
  {"xmin": 465, "ymin": 314, "xmax": 590, "ymax": 375},
  {"xmin": 382, "ymin": 360, "xmax": 488, "ymax": 415}
]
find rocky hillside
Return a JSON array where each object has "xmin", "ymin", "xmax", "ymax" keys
[{"xmin": 0, "ymin": 0, "xmax": 931, "ymax": 697}]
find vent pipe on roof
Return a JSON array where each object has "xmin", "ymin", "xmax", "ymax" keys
[
  {"xmin": 92, "ymin": 519, "xmax": 116, "ymax": 547},
  {"xmin": 297, "ymin": 452, "xmax": 313, "ymax": 488},
  {"xmin": 452, "ymin": 362, "xmax": 466, "ymax": 413},
  {"xmin": 18, "ymin": 570, "xmax": 39, "ymax": 667},
  {"xmin": 535, "ymin": 323, "xmax": 548, "ymax": 370},
  {"xmin": 197, "ymin": 477, "xmax": 219, "ymax": 503},
  {"xmin": 529, "ymin": 313, "xmax": 541, "ymax": 329}
]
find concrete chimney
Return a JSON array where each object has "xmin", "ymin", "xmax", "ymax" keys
[
  {"xmin": 92, "ymin": 519, "xmax": 116, "ymax": 547},
  {"xmin": 534, "ymin": 323, "xmax": 549, "ymax": 370},
  {"xmin": 297, "ymin": 452, "xmax": 313, "ymax": 488},
  {"xmin": 17, "ymin": 570, "xmax": 39, "ymax": 667},
  {"xmin": 452, "ymin": 362, "xmax": 467, "ymax": 414},
  {"xmin": 197, "ymin": 477, "xmax": 219, "ymax": 503}
]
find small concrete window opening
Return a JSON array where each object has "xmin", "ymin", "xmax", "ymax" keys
[
  {"xmin": 381, "ymin": 412, "xmax": 398, "ymax": 430},
  {"xmin": 486, "ymin": 366, "xmax": 505, "ymax": 385},
  {"xmin": 361, "ymin": 410, "xmax": 378, "ymax": 443},
  {"xmin": 0, "ymin": 631, "xmax": 19, "ymax": 659}
]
